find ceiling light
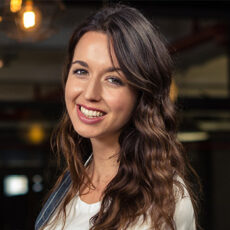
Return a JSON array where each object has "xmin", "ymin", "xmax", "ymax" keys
[
  {"xmin": 170, "ymin": 79, "xmax": 178, "ymax": 102},
  {"xmin": 20, "ymin": 0, "xmax": 41, "ymax": 31},
  {"xmin": 0, "ymin": 59, "xmax": 4, "ymax": 68},
  {"xmin": 198, "ymin": 121, "xmax": 230, "ymax": 132},
  {"xmin": 10, "ymin": 0, "xmax": 22, "ymax": 13},
  {"xmin": 178, "ymin": 131, "xmax": 209, "ymax": 142},
  {"xmin": 23, "ymin": 10, "xmax": 35, "ymax": 29},
  {"xmin": 27, "ymin": 123, "xmax": 45, "ymax": 144}
]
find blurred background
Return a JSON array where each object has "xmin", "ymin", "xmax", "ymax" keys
[{"xmin": 0, "ymin": 0, "xmax": 230, "ymax": 229}]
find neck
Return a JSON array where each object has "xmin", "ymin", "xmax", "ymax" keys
[{"xmin": 89, "ymin": 136, "xmax": 120, "ymax": 184}]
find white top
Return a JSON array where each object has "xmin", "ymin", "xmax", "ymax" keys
[
  {"xmin": 43, "ymin": 154, "xmax": 195, "ymax": 229},
  {"xmin": 44, "ymin": 195, "xmax": 101, "ymax": 230},
  {"xmin": 44, "ymin": 184, "xmax": 195, "ymax": 230}
]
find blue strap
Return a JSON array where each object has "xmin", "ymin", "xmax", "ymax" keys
[
  {"xmin": 35, "ymin": 154, "xmax": 92, "ymax": 230},
  {"xmin": 35, "ymin": 171, "xmax": 72, "ymax": 230}
]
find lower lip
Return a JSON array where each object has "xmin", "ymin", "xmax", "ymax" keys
[{"xmin": 77, "ymin": 105, "xmax": 105, "ymax": 124}]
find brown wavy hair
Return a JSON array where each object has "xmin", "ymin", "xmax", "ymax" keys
[{"xmin": 45, "ymin": 4, "xmax": 199, "ymax": 230}]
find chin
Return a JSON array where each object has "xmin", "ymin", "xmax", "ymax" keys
[{"xmin": 73, "ymin": 127, "xmax": 100, "ymax": 139}]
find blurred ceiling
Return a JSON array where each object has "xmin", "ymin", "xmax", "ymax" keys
[{"xmin": 0, "ymin": 1, "xmax": 228, "ymax": 81}]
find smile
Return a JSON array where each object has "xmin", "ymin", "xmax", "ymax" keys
[
  {"xmin": 80, "ymin": 105, "xmax": 104, "ymax": 118},
  {"xmin": 77, "ymin": 104, "xmax": 106, "ymax": 125}
]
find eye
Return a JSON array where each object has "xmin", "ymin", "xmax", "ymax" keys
[
  {"xmin": 107, "ymin": 77, "xmax": 124, "ymax": 86},
  {"xmin": 73, "ymin": 69, "xmax": 88, "ymax": 76}
]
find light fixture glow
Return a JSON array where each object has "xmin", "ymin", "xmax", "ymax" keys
[
  {"xmin": 0, "ymin": 59, "xmax": 4, "ymax": 68},
  {"xmin": 4, "ymin": 175, "xmax": 29, "ymax": 197},
  {"xmin": 19, "ymin": 0, "xmax": 41, "ymax": 31},
  {"xmin": 10, "ymin": 0, "xmax": 22, "ymax": 13},
  {"xmin": 178, "ymin": 131, "xmax": 209, "ymax": 142},
  {"xmin": 170, "ymin": 79, "xmax": 178, "ymax": 102},
  {"xmin": 23, "ymin": 10, "xmax": 36, "ymax": 28},
  {"xmin": 28, "ymin": 124, "xmax": 45, "ymax": 144}
]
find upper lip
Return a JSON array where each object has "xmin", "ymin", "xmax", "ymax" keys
[{"xmin": 78, "ymin": 104, "xmax": 106, "ymax": 114}]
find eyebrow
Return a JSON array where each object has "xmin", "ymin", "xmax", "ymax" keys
[
  {"xmin": 72, "ymin": 60, "xmax": 122, "ymax": 73},
  {"xmin": 72, "ymin": 60, "xmax": 88, "ymax": 68}
]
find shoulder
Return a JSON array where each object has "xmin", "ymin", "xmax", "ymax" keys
[
  {"xmin": 127, "ymin": 176, "xmax": 196, "ymax": 230},
  {"xmin": 173, "ymin": 176, "xmax": 196, "ymax": 230}
]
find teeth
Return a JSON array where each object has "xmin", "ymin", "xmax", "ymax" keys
[{"xmin": 80, "ymin": 106, "xmax": 104, "ymax": 118}]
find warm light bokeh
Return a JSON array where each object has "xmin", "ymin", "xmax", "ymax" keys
[
  {"xmin": 10, "ymin": 0, "xmax": 22, "ymax": 13},
  {"xmin": 23, "ymin": 10, "xmax": 36, "ymax": 29},
  {"xmin": 27, "ymin": 124, "xmax": 45, "ymax": 144}
]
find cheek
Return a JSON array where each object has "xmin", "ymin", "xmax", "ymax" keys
[
  {"xmin": 65, "ymin": 77, "xmax": 81, "ymax": 103},
  {"xmin": 109, "ymin": 90, "xmax": 136, "ymax": 118},
  {"xmin": 64, "ymin": 79, "xmax": 72, "ymax": 105}
]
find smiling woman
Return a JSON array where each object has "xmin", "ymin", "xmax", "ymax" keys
[
  {"xmin": 65, "ymin": 31, "xmax": 137, "ymax": 140},
  {"xmin": 35, "ymin": 4, "xmax": 199, "ymax": 230}
]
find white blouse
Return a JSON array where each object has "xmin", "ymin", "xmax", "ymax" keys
[
  {"xmin": 44, "ymin": 185, "xmax": 195, "ymax": 230},
  {"xmin": 44, "ymin": 195, "xmax": 101, "ymax": 230}
]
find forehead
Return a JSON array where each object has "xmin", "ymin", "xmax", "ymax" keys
[{"xmin": 73, "ymin": 31, "xmax": 119, "ymax": 67}]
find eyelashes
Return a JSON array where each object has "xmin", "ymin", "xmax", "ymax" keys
[
  {"xmin": 107, "ymin": 77, "xmax": 124, "ymax": 86},
  {"xmin": 72, "ymin": 68, "xmax": 124, "ymax": 86},
  {"xmin": 73, "ymin": 69, "xmax": 88, "ymax": 75}
]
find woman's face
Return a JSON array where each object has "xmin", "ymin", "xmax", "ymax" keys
[{"xmin": 65, "ymin": 31, "xmax": 137, "ymax": 141}]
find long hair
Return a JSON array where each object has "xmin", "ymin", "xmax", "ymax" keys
[{"xmin": 46, "ymin": 4, "xmax": 199, "ymax": 230}]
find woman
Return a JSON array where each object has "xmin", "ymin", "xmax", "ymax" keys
[{"xmin": 35, "ymin": 4, "xmax": 199, "ymax": 230}]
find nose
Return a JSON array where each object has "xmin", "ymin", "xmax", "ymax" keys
[{"xmin": 83, "ymin": 76, "xmax": 102, "ymax": 102}]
